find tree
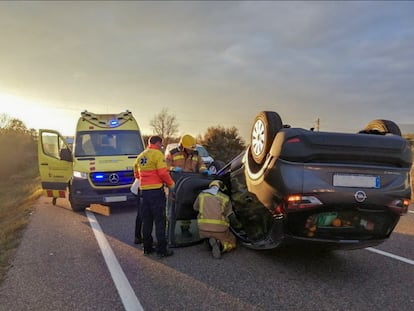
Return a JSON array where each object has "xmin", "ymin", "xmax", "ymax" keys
[
  {"xmin": 0, "ymin": 114, "xmax": 35, "ymax": 136},
  {"xmin": 6, "ymin": 118, "xmax": 29, "ymax": 133},
  {"xmin": 0, "ymin": 114, "xmax": 37, "ymax": 176},
  {"xmin": 0, "ymin": 113, "xmax": 9, "ymax": 129},
  {"xmin": 149, "ymin": 108, "xmax": 179, "ymax": 145},
  {"xmin": 200, "ymin": 125, "xmax": 246, "ymax": 163}
]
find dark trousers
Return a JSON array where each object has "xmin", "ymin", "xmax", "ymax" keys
[
  {"xmin": 134, "ymin": 194, "xmax": 142, "ymax": 239},
  {"xmin": 141, "ymin": 188, "xmax": 167, "ymax": 253}
]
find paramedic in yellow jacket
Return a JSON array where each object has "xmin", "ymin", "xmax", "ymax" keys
[
  {"xmin": 166, "ymin": 134, "xmax": 210, "ymax": 238},
  {"xmin": 193, "ymin": 180, "xmax": 237, "ymax": 259},
  {"xmin": 135, "ymin": 135, "xmax": 175, "ymax": 257}
]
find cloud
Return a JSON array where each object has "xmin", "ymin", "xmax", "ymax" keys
[{"xmin": 0, "ymin": 1, "xmax": 413, "ymax": 139}]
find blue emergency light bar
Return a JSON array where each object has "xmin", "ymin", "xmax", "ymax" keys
[{"xmin": 110, "ymin": 119, "xmax": 119, "ymax": 127}]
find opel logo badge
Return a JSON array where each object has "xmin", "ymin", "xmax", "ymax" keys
[
  {"xmin": 354, "ymin": 190, "xmax": 367, "ymax": 203},
  {"xmin": 109, "ymin": 173, "xmax": 119, "ymax": 184}
]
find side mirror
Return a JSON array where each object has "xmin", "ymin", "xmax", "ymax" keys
[{"xmin": 60, "ymin": 148, "xmax": 73, "ymax": 162}]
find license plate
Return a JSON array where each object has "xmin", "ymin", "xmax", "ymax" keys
[
  {"xmin": 333, "ymin": 174, "xmax": 380, "ymax": 188},
  {"xmin": 104, "ymin": 196, "xmax": 127, "ymax": 203}
]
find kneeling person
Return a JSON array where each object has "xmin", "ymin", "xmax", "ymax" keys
[{"xmin": 193, "ymin": 180, "xmax": 236, "ymax": 259}]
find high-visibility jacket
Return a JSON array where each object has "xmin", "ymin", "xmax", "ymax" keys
[
  {"xmin": 193, "ymin": 191, "xmax": 233, "ymax": 232},
  {"xmin": 134, "ymin": 144, "xmax": 175, "ymax": 190},
  {"xmin": 166, "ymin": 146, "xmax": 207, "ymax": 173}
]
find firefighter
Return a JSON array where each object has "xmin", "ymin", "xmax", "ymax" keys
[
  {"xmin": 166, "ymin": 134, "xmax": 211, "ymax": 238},
  {"xmin": 193, "ymin": 180, "xmax": 237, "ymax": 259},
  {"xmin": 166, "ymin": 134, "xmax": 209, "ymax": 174},
  {"xmin": 135, "ymin": 135, "xmax": 175, "ymax": 257}
]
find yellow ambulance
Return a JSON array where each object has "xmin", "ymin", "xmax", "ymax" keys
[{"xmin": 38, "ymin": 110, "xmax": 144, "ymax": 211}]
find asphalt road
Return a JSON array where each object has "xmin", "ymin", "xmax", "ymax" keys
[{"xmin": 0, "ymin": 197, "xmax": 413, "ymax": 311}]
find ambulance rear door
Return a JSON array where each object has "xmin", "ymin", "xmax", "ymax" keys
[{"xmin": 38, "ymin": 129, "xmax": 73, "ymax": 202}]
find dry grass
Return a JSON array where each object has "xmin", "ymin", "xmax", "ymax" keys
[
  {"xmin": 0, "ymin": 164, "xmax": 41, "ymax": 282},
  {"xmin": 0, "ymin": 130, "xmax": 41, "ymax": 283}
]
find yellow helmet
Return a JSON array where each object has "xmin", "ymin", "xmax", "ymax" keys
[
  {"xmin": 209, "ymin": 180, "xmax": 225, "ymax": 191},
  {"xmin": 180, "ymin": 134, "xmax": 196, "ymax": 150}
]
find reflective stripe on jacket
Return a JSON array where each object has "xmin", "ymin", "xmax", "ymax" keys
[
  {"xmin": 193, "ymin": 191, "xmax": 232, "ymax": 233},
  {"xmin": 166, "ymin": 147, "xmax": 207, "ymax": 173},
  {"xmin": 134, "ymin": 144, "xmax": 175, "ymax": 190}
]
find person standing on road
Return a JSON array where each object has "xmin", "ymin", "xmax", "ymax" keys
[
  {"xmin": 135, "ymin": 135, "xmax": 175, "ymax": 257},
  {"xmin": 193, "ymin": 180, "xmax": 237, "ymax": 259},
  {"xmin": 166, "ymin": 134, "xmax": 211, "ymax": 238}
]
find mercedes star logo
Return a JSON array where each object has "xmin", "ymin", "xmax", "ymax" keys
[{"xmin": 109, "ymin": 173, "xmax": 120, "ymax": 184}]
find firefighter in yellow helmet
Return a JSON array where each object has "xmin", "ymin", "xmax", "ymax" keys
[
  {"xmin": 193, "ymin": 180, "xmax": 237, "ymax": 259},
  {"xmin": 166, "ymin": 134, "xmax": 210, "ymax": 238},
  {"xmin": 166, "ymin": 134, "xmax": 209, "ymax": 174}
]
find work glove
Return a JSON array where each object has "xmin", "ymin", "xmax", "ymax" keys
[
  {"xmin": 172, "ymin": 167, "xmax": 183, "ymax": 173},
  {"xmin": 169, "ymin": 185, "xmax": 176, "ymax": 193},
  {"xmin": 202, "ymin": 170, "xmax": 211, "ymax": 176}
]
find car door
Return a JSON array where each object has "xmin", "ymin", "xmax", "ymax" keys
[{"xmin": 38, "ymin": 129, "xmax": 73, "ymax": 200}]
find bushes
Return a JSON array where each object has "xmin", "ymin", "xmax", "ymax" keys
[{"xmin": 0, "ymin": 130, "xmax": 37, "ymax": 177}]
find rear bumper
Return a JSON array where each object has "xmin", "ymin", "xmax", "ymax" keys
[
  {"xmin": 282, "ymin": 234, "xmax": 387, "ymax": 250},
  {"xmin": 235, "ymin": 218, "xmax": 391, "ymax": 251}
]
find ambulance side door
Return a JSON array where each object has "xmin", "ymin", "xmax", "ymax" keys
[{"xmin": 38, "ymin": 130, "xmax": 73, "ymax": 194}]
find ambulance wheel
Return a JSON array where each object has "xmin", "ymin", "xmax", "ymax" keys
[
  {"xmin": 69, "ymin": 192, "xmax": 86, "ymax": 212},
  {"xmin": 70, "ymin": 202, "xmax": 85, "ymax": 212}
]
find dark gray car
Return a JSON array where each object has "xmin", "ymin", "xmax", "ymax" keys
[{"xmin": 168, "ymin": 111, "xmax": 412, "ymax": 251}]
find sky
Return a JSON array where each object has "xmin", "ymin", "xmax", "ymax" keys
[{"xmin": 0, "ymin": 1, "xmax": 413, "ymax": 140}]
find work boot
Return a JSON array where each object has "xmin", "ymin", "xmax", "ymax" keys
[
  {"xmin": 209, "ymin": 238, "xmax": 222, "ymax": 259},
  {"xmin": 157, "ymin": 249, "xmax": 174, "ymax": 258},
  {"xmin": 143, "ymin": 247, "xmax": 154, "ymax": 255}
]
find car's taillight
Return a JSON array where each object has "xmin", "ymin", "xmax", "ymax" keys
[
  {"xmin": 269, "ymin": 203, "xmax": 285, "ymax": 219},
  {"xmin": 388, "ymin": 198, "xmax": 410, "ymax": 215},
  {"xmin": 285, "ymin": 137, "xmax": 301, "ymax": 144},
  {"xmin": 286, "ymin": 195, "xmax": 323, "ymax": 210}
]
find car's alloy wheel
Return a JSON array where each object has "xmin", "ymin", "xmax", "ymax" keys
[
  {"xmin": 250, "ymin": 111, "xmax": 283, "ymax": 165},
  {"xmin": 252, "ymin": 119, "xmax": 265, "ymax": 158}
]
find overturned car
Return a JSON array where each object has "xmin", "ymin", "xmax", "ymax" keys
[{"xmin": 168, "ymin": 111, "xmax": 412, "ymax": 251}]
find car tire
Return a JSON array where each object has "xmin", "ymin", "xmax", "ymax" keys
[
  {"xmin": 250, "ymin": 111, "xmax": 283, "ymax": 165},
  {"xmin": 361, "ymin": 119, "xmax": 402, "ymax": 136}
]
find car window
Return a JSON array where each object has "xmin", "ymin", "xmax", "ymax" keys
[{"xmin": 75, "ymin": 130, "xmax": 144, "ymax": 156}]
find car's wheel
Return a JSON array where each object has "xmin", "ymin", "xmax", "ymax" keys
[
  {"xmin": 250, "ymin": 111, "xmax": 283, "ymax": 165},
  {"xmin": 361, "ymin": 119, "xmax": 402, "ymax": 136}
]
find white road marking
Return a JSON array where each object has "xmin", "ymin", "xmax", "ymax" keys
[
  {"xmin": 366, "ymin": 247, "xmax": 414, "ymax": 266},
  {"xmin": 87, "ymin": 211, "xmax": 144, "ymax": 311},
  {"xmin": 408, "ymin": 210, "xmax": 414, "ymax": 214}
]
